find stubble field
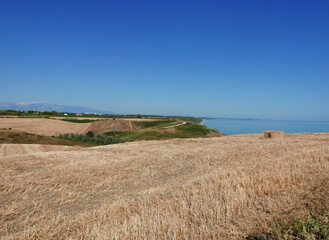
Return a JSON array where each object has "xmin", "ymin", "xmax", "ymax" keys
[
  {"xmin": 0, "ymin": 118, "xmax": 145, "ymax": 136},
  {"xmin": 0, "ymin": 118, "xmax": 91, "ymax": 136},
  {"xmin": 0, "ymin": 133, "xmax": 328, "ymax": 239}
]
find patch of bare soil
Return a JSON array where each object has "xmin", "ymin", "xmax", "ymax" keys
[{"xmin": 85, "ymin": 119, "xmax": 132, "ymax": 133}]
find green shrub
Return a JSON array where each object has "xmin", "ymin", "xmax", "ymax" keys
[
  {"xmin": 61, "ymin": 118, "xmax": 94, "ymax": 123},
  {"xmin": 271, "ymin": 211, "xmax": 329, "ymax": 239},
  {"xmin": 57, "ymin": 132, "xmax": 124, "ymax": 145},
  {"xmin": 86, "ymin": 131, "xmax": 94, "ymax": 137}
]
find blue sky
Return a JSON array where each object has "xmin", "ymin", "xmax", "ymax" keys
[{"xmin": 0, "ymin": 0, "xmax": 328, "ymax": 120}]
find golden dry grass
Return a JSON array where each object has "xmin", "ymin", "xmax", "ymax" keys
[
  {"xmin": 0, "ymin": 133, "xmax": 328, "ymax": 239},
  {"xmin": 0, "ymin": 118, "xmax": 91, "ymax": 136},
  {"xmin": 0, "ymin": 118, "xmax": 156, "ymax": 136}
]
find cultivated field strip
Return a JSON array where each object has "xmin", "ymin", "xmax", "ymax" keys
[
  {"xmin": 131, "ymin": 120, "xmax": 175, "ymax": 131},
  {"xmin": 0, "ymin": 133, "xmax": 328, "ymax": 239}
]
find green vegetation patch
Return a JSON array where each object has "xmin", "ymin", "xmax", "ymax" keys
[
  {"xmin": 131, "ymin": 120, "xmax": 175, "ymax": 131},
  {"xmin": 176, "ymin": 122, "xmax": 215, "ymax": 135},
  {"xmin": 60, "ymin": 118, "xmax": 95, "ymax": 123},
  {"xmin": 116, "ymin": 123, "xmax": 218, "ymax": 141},
  {"xmin": 17, "ymin": 115, "xmax": 51, "ymax": 118},
  {"xmin": 57, "ymin": 131, "xmax": 124, "ymax": 145},
  {"xmin": 270, "ymin": 211, "xmax": 329, "ymax": 240},
  {"xmin": 248, "ymin": 211, "xmax": 329, "ymax": 240},
  {"xmin": 0, "ymin": 110, "xmax": 21, "ymax": 115},
  {"xmin": 0, "ymin": 130, "xmax": 92, "ymax": 146}
]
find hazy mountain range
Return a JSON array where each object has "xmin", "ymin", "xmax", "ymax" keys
[{"xmin": 0, "ymin": 102, "xmax": 115, "ymax": 114}]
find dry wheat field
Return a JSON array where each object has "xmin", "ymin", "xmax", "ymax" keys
[
  {"xmin": 0, "ymin": 118, "xmax": 91, "ymax": 136},
  {"xmin": 0, "ymin": 118, "xmax": 138, "ymax": 136},
  {"xmin": 1, "ymin": 133, "xmax": 328, "ymax": 239}
]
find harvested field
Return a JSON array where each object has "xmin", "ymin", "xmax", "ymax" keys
[
  {"xmin": 0, "ymin": 144, "xmax": 75, "ymax": 157},
  {"xmin": 0, "ymin": 133, "xmax": 328, "ymax": 239},
  {"xmin": 0, "ymin": 118, "xmax": 135, "ymax": 136},
  {"xmin": 0, "ymin": 118, "xmax": 90, "ymax": 136}
]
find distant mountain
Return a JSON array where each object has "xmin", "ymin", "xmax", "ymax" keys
[{"xmin": 0, "ymin": 102, "xmax": 115, "ymax": 114}]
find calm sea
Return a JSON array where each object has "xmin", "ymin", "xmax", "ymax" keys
[{"xmin": 203, "ymin": 119, "xmax": 329, "ymax": 135}]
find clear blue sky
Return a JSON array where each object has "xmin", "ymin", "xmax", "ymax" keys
[{"xmin": 1, "ymin": 0, "xmax": 328, "ymax": 120}]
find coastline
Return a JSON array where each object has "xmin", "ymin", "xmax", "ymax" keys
[{"xmin": 202, "ymin": 118, "xmax": 329, "ymax": 135}]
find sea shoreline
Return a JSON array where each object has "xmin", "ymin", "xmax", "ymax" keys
[{"xmin": 203, "ymin": 118, "xmax": 329, "ymax": 135}]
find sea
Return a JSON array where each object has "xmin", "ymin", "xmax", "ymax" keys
[{"xmin": 203, "ymin": 119, "xmax": 329, "ymax": 135}]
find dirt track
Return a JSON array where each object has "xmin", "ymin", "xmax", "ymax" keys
[{"xmin": 1, "ymin": 133, "xmax": 328, "ymax": 239}]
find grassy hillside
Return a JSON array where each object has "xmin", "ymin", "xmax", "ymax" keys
[
  {"xmin": 51, "ymin": 122, "xmax": 222, "ymax": 145},
  {"xmin": 112, "ymin": 122, "xmax": 222, "ymax": 141},
  {"xmin": 0, "ymin": 117, "xmax": 218, "ymax": 143},
  {"xmin": 131, "ymin": 120, "xmax": 175, "ymax": 131}
]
